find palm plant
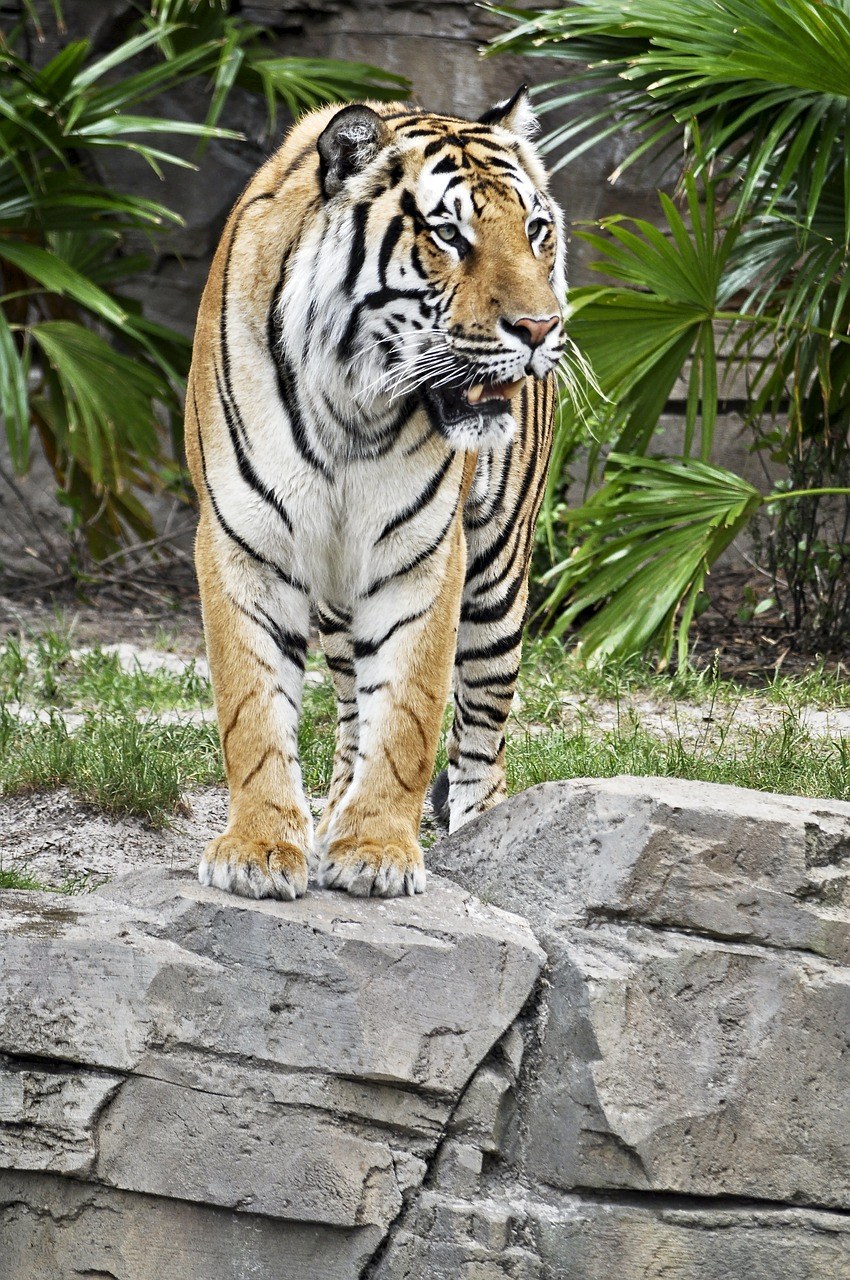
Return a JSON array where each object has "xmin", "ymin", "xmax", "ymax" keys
[
  {"xmin": 493, "ymin": 0, "xmax": 850, "ymax": 661},
  {"xmin": 0, "ymin": 4, "xmax": 406, "ymax": 562}
]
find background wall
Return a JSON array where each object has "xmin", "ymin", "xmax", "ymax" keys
[
  {"xmin": 2, "ymin": 0, "xmax": 765, "ymax": 571},
  {"xmin": 20, "ymin": 0, "xmax": 663, "ymax": 334}
]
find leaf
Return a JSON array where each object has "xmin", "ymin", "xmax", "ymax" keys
[
  {"xmin": 0, "ymin": 240, "xmax": 127, "ymax": 326},
  {"xmin": 493, "ymin": 0, "xmax": 850, "ymax": 229},
  {"xmin": 542, "ymin": 455, "xmax": 764, "ymax": 663},
  {"xmin": 31, "ymin": 321, "xmax": 164, "ymax": 488},
  {"xmin": 0, "ymin": 310, "xmax": 30, "ymax": 471}
]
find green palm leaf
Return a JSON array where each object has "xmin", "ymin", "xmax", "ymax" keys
[
  {"xmin": 543, "ymin": 456, "xmax": 763, "ymax": 665},
  {"xmin": 1, "ymin": 3, "xmax": 408, "ymax": 563},
  {"xmin": 32, "ymin": 321, "xmax": 163, "ymax": 487}
]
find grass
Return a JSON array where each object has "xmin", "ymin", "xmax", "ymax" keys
[
  {"xmin": 0, "ymin": 706, "xmax": 223, "ymax": 827},
  {"xmin": 0, "ymin": 866, "xmax": 104, "ymax": 894},
  {"xmin": 516, "ymin": 635, "xmax": 850, "ymax": 720},
  {"xmin": 0, "ymin": 630, "xmax": 211, "ymax": 712},
  {"xmin": 0, "ymin": 628, "xmax": 849, "ymax": 845},
  {"xmin": 505, "ymin": 712, "xmax": 850, "ymax": 801}
]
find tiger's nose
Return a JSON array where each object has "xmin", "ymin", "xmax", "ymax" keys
[{"xmin": 503, "ymin": 314, "xmax": 561, "ymax": 348}]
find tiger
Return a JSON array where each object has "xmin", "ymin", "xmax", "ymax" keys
[{"xmin": 185, "ymin": 86, "xmax": 566, "ymax": 901}]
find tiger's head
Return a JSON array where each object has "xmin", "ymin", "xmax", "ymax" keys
[{"xmin": 290, "ymin": 89, "xmax": 565, "ymax": 452}]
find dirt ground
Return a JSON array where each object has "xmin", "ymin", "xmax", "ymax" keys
[
  {"xmin": 0, "ymin": 566, "xmax": 205, "ymax": 657},
  {"xmin": 0, "ymin": 561, "xmax": 843, "ymax": 682}
]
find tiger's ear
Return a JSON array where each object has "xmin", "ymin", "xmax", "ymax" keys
[
  {"xmin": 478, "ymin": 85, "xmax": 539, "ymax": 141},
  {"xmin": 317, "ymin": 105, "xmax": 390, "ymax": 197}
]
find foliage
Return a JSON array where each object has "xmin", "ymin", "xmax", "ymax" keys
[
  {"xmin": 147, "ymin": 0, "xmax": 407, "ymax": 137},
  {"xmin": 542, "ymin": 455, "xmax": 763, "ymax": 666},
  {"xmin": 3, "ymin": 628, "xmax": 850, "ymax": 840},
  {"xmin": 493, "ymin": 0, "xmax": 850, "ymax": 659},
  {"xmin": 0, "ymin": 3, "xmax": 407, "ymax": 562}
]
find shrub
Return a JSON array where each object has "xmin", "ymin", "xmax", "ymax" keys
[
  {"xmin": 0, "ymin": 2, "xmax": 406, "ymax": 562},
  {"xmin": 493, "ymin": 0, "xmax": 850, "ymax": 660}
]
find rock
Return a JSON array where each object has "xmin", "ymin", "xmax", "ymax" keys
[
  {"xmin": 418, "ymin": 775, "xmax": 850, "ymax": 1274},
  {"xmin": 375, "ymin": 1189, "xmax": 850, "ymax": 1280},
  {"xmin": 0, "ymin": 869, "xmax": 543, "ymax": 1278},
  {"xmin": 4, "ymin": 776, "xmax": 850, "ymax": 1276},
  {"xmin": 519, "ymin": 928, "xmax": 850, "ymax": 1209},
  {"xmin": 433, "ymin": 775, "xmax": 850, "ymax": 961},
  {"xmin": 0, "ymin": 1169, "xmax": 379, "ymax": 1280}
]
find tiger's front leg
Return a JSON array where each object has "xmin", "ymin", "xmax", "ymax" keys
[
  {"xmin": 445, "ymin": 377, "xmax": 555, "ymax": 832},
  {"xmin": 318, "ymin": 518, "xmax": 466, "ymax": 897},
  {"xmin": 196, "ymin": 517, "xmax": 313, "ymax": 900}
]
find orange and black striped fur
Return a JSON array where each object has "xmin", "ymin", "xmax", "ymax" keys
[{"xmin": 186, "ymin": 88, "xmax": 565, "ymax": 900}]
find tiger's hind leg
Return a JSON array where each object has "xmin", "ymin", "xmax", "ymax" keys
[
  {"xmin": 196, "ymin": 516, "xmax": 313, "ymax": 900},
  {"xmin": 443, "ymin": 377, "xmax": 555, "ymax": 833},
  {"xmin": 315, "ymin": 602, "xmax": 359, "ymax": 852}
]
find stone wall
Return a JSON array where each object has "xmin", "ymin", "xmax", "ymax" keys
[
  {"xmin": 2, "ymin": 775, "xmax": 849, "ymax": 1277},
  {"xmin": 23, "ymin": 0, "xmax": 663, "ymax": 337}
]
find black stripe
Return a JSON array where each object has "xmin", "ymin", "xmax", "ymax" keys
[
  {"xmin": 457, "ymin": 696, "xmax": 504, "ymax": 726},
  {"xmin": 365, "ymin": 503, "xmax": 456, "ymax": 596},
  {"xmin": 399, "ymin": 126, "xmax": 442, "ymax": 140},
  {"xmin": 424, "ymin": 135, "xmax": 461, "ymax": 157},
  {"xmin": 465, "ymin": 443, "xmax": 513, "ymax": 530},
  {"xmin": 316, "ymin": 609, "xmax": 348, "ymax": 635},
  {"xmin": 220, "ymin": 191, "xmax": 275, "ymax": 425},
  {"xmin": 213, "ymin": 365, "xmax": 293, "ymax": 534},
  {"xmin": 363, "ymin": 283, "xmax": 428, "ymax": 312},
  {"xmin": 455, "ymin": 624, "xmax": 524, "ymax": 665},
  {"xmin": 353, "ymin": 605, "xmax": 430, "ymax": 659},
  {"xmin": 378, "ymin": 214, "xmax": 404, "ymax": 286},
  {"xmin": 464, "ymin": 668, "xmax": 519, "ymax": 689},
  {"xmin": 344, "ymin": 202, "xmax": 370, "ymax": 295},
  {"xmin": 326, "ymin": 654, "xmax": 355, "ymax": 677},
  {"xmin": 265, "ymin": 247, "xmax": 333, "ymax": 482},
  {"xmin": 274, "ymin": 141, "xmax": 316, "ymax": 193},
  {"xmin": 243, "ymin": 602, "xmax": 307, "ymax": 670},
  {"xmin": 460, "ymin": 569, "xmax": 524, "ymax": 625},
  {"xmin": 458, "ymin": 747, "xmax": 500, "ymax": 765},
  {"xmin": 377, "ymin": 453, "xmax": 455, "ymax": 542},
  {"xmin": 193, "ymin": 389, "xmax": 307, "ymax": 594},
  {"xmin": 274, "ymin": 351, "xmax": 333, "ymax": 482},
  {"xmin": 467, "ymin": 452, "xmax": 537, "ymax": 583}
]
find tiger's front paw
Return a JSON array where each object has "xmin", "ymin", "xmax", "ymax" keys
[
  {"xmin": 199, "ymin": 834, "xmax": 309, "ymax": 901},
  {"xmin": 319, "ymin": 834, "xmax": 426, "ymax": 898}
]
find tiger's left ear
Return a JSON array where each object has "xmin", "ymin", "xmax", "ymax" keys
[
  {"xmin": 478, "ymin": 85, "xmax": 539, "ymax": 141},
  {"xmin": 317, "ymin": 105, "xmax": 390, "ymax": 197}
]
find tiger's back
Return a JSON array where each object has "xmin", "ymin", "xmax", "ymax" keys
[{"xmin": 186, "ymin": 91, "xmax": 565, "ymax": 901}]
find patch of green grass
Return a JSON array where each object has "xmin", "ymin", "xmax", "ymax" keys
[
  {"xmin": 0, "ymin": 866, "xmax": 46, "ymax": 891},
  {"xmin": 0, "ymin": 707, "xmax": 223, "ymax": 827},
  {"xmin": 70, "ymin": 649, "xmax": 212, "ymax": 713},
  {"xmin": 0, "ymin": 630, "xmax": 212, "ymax": 713},
  {"xmin": 0, "ymin": 865, "xmax": 104, "ymax": 894},
  {"xmin": 506, "ymin": 710, "xmax": 850, "ymax": 802},
  {"xmin": 517, "ymin": 635, "xmax": 850, "ymax": 721},
  {"xmin": 0, "ymin": 669, "xmax": 337, "ymax": 827}
]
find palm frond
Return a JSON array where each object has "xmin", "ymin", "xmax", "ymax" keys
[{"xmin": 542, "ymin": 456, "xmax": 763, "ymax": 666}]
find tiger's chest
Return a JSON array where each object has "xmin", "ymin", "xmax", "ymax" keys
[{"xmin": 274, "ymin": 428, "xmax": 464, "ymax": 606}]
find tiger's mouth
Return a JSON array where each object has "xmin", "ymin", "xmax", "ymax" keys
[{"xmin": 421, "ymin": 376, "xmax": 524, "ymax": 432}]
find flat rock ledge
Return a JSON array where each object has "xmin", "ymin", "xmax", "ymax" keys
[{"xmin": 1, "ymin": 776, "xmax": 849, "ymax": 1278}]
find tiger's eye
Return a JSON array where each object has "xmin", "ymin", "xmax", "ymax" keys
[
  {"xmin": 435, "ymin": 224, "xmax": 459, "ymax": 243},
  {"xmin": 527, "ymin": 218, "xmax": 548, "ymax": 240}
]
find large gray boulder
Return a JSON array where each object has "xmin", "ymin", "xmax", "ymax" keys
[
  {"xmin": 3, "ymin": 775, "xmax": 850, "ymax": 1278},
  {"xmin": 379, "ymin": 775, "xmax": 850, "ymax": 1278},
  {"xmin": 0, "ymin": 871, "xmax": 544, "ymax": 1277}
]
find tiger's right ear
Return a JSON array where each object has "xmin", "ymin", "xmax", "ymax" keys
[{"xmin": 317, "ymin": 106, "xmax": 390, "ymax": 198}]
